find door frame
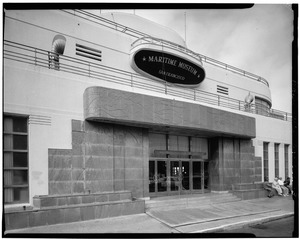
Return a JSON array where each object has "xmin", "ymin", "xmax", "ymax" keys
[{"xmin": 149, "ymin": 158, "xmax": 209, "ymax": 197}]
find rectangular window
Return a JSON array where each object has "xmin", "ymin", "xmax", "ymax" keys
[
  {"xmin": 274, "ymin": 143, "xmax": 280, "ymax": 177},
  {"xmin": 284, "ymin": 144, "xmax": 289, "ymax": 178},
  {"xmin": 263, "ymin": 142, "xmax": 269, "ymax": 181},
  {"xmin": 3, "ymin": 115, "xmax": 29, "ymax": 204}
]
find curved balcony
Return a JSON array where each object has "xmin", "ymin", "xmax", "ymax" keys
[
  {"xmin": 3, "ymin": 40, "xmax": 290, "ymax": 121},
  {"xmin": 63, "ymin": 10, "xmax": 269, "ymax": 87}
]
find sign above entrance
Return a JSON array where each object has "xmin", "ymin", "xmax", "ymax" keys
[
  {"xmin": 154, "ymin": 150, "xmax": 207, "ymax": 159},
  {"xmin": 131, "ymin": 49, "xmax": 205, "ymax": 87}
]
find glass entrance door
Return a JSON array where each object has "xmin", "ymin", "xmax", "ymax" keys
[
  {"xmin": 191, "ymin": 161, "xmax": 209, "ymax": 192},
  {"xmin": 149, "ymin": 159, "xmax": 209, "ymax": 196},
  {"xmin": 157, "ymin": 160, "xmax": 167, "ymax": 193},
  {"xmin": 181, "ymin": 161, "xmax": 190, "ymax": 191},
  {"xmin": 170, "ymin": 161, "xmax": 180, "ymax": 192},
  {"xmin": 192, "ymin": 161, "xmax": 202, "ymax": 190}
]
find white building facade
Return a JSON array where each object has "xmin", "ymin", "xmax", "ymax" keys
[{"xmin": 4, "ymin": 9, "xmax": 292, "ymax": 211}]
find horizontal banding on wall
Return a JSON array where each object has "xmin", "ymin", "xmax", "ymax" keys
[{"xmin": 83, "ymin": 86, "xmax": 255, "ymax": 138}]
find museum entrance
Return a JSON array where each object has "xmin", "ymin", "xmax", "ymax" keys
[
  {"xmin": 148, "ymin": 132, "xmax": 209, "ymax": 197},
  {"xmin": 149, "ymin": 159, "xmax": 209, "ymax": 196}
]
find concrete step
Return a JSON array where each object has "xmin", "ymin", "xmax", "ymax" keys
[
  {"xmin": 232, "ymin": 188, "xmax": 268, "ymax": 200},
  {"xmin": 146, "ymin": 198, "xmax": 242, "ymax": 212},
  {"xmin": 5, "ymin": 191, "xmax": 144, "ymax": 231},
  {"xmin": 146, "ymin": 192, "xmax": 241, "ymax": 211},
  {"xmin": 33, "ymin": 190, "xmax": 132, "ymax": 209},
  {"xmin": 148, "ymin": 192, "xmax": 235, "ymax": 202},
  {"xmin": 233, "ymin": 182, "xmax": 265, "ymax": 191}
]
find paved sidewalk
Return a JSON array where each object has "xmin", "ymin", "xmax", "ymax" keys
[{"xmin": 5, "ymin": 196, "xmax": 294, "ymax": 234}]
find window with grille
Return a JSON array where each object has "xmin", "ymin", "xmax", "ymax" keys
[
  {"xmin": 263, "ymin": 142, "xmax": 269, "ymax": 181},
  {"xmin": 3, "ymin": 115, "xmax": 29, "ymax": 204},
  {"xmin": 274, "ymin": 143, "xmax": 280, "ymax": 177}
]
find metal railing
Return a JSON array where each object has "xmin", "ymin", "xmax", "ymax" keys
[
  {"xmin": 3, "ymin": 40, "xmax": 292, "ymax": 122},
  {"xmin": 131, "ymin": 36, "xmax": 270, "ymax": 87},
  {"xmin": 131, "ymin": 36, "xmax": 204, "ymax": 65},
  {"xmin": 62, "ymin": 9, "xmax": 152, "ymax": 40},
  {"xmin": 63, "ymin": 9, "xmax": 269, "ymax": 87}
]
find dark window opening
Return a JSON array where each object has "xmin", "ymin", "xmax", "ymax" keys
[
  {"xmin": 263, "ymin": 142, "xmax": 269, "ymax": 182},
  {"xmin": 284, "ymin": 144, "xmax": 289, "ymax": 178},
  {"xmin": 274, "ymin": 143, "xmax": 280, "ymax": 177}
]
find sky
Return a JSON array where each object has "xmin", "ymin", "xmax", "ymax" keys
[{"xmin": 102, "ymin": 4, "xmax": 294, "ymax": 113}]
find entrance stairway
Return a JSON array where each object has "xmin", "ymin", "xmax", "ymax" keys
[
  {"xmin": 146, "ymin": 192, "xmax": 241, "ymax": 212},
  {"xmin": 4, "ymin": 191, "xmax": 144, "ymax": 231}
]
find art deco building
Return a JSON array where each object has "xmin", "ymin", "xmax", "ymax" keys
[{"xmin": 3, "ymin": 9, "xmax": 292, "ymax": 230}]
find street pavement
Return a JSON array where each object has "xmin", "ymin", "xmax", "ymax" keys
[
  {"xmin": 222, "ymin": 216, "xmax": 295, "ymax": 237},
  {"xmin": 5, "ymin": 195, "xmax": 295, "ymax": 235}
]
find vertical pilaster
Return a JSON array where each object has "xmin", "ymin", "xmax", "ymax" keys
[
  {"xmin": 209, "ymin": 137, "xmax": 257, "ymax": 191},
  {"xmin": 209, "ymin": 137, "xmax": 224, "ymax": 191},
  {"xmin": 239, "ymin": 139, "xmax": 255, "ymax": 184},
  {"xmin": 142, "ymin": 129, "xmax": 149, "ymax": 198}
]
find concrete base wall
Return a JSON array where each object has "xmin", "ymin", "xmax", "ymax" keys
[
  {"xmin": 232, "ymin": 189, "xmax": 268, "ymax": 200},
  {"xmin": 5, "ymin": 195, "xmax": 144, "ymax": 230},
  {"xmin": 232, "ymin": 182, "xmax": 271, "ymax": 200},
  {"xmin": 33, "ymin": 191, "xmax": 132, "ymax": 208},
  {"xmin": 49, "ymin": 120, "xmax": 149, "ymax": 199}
]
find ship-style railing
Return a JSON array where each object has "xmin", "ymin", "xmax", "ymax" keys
[
  {"xmin": 3, "ymin": 40, "xmax": 292, "ymax": 122},
  {"xmin": 131, "ymin": 36, "xmax": 270, "ymax": 87},
  {"xmin": 131, "ymin": 36, "xmax": 204, "ymax": 65},
  {"xmin": 63, "ymin": 9, "xmax": 269, "ymax": 87}
]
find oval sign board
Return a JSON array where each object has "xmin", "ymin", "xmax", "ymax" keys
[{"xmin": 131, "ymin": 49, "xmax": 205, "ymax": 87}]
